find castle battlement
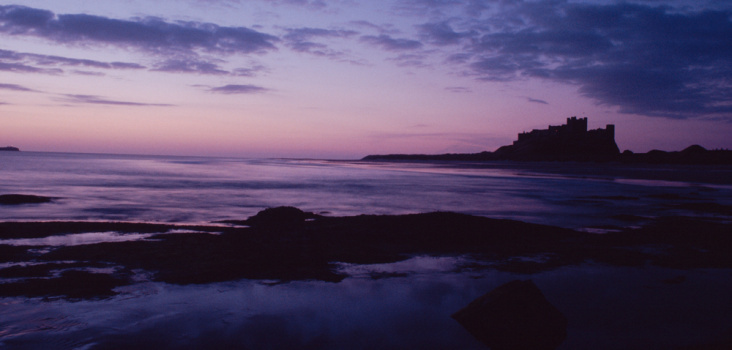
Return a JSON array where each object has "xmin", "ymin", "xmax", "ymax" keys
[
  {"xmin": 515, "ymin": 117, "xmax": 614, "ymax": 145},
  {"xmin": 505, "ymin": 117, "xmax": 618, "ymax": 158}
]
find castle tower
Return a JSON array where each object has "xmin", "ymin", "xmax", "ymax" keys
[
  {"xmin": 606, "ymin": 124, "xmax": 615, "ymax": 139},
  {"xmin": 566, "ymin": 116, "xmax": 587, "ymax": 133}
]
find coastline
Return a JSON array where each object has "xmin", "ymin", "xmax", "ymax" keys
[
  {"xmin": 2, "ymin": 207, "xmax": 731, "ymax": 349},
  {"xmin": 2, "ymin": 152, "xmax": 732, "ymax": 349},
  {"xmin": 363, "ymin": 118, "xmax": 731, "ymax": 165},
  {"xmin": 362, "ymin": 144, "xmax": 732, "ymax": 164},
  {"xmin": 2, "ymin": 207, "xmax": 730, "ymax": 298}
]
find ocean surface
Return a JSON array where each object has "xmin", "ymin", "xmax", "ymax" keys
[
  {"xmin": 2, "ymin": 151, "xmax": 731, "ymax": 229},
  {"xmin": 2, "ymin": 151, "xmax": 732, "ymax": 349}
]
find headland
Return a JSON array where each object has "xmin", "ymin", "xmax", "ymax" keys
[
  {"xmin": 363, "ymin": 117, "xmax": 732, "ymax": 164},
  {"xmin": 0, "ymin": 146, "xmax": 20, "ymax": 152}
]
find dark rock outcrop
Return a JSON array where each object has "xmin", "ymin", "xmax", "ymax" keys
[
  {"xmin": 452, "ymin": 279, "xmax": 567, "ymax": 350},
  {"xmin": 2, "ymin": 208, "xmax": 731, "ymax": 298},
  {"xmin": 244, "ymin": 206, "xmax": 319, "ymax": 229},
  {"xmin": 0, "ymin": 146, "xmax": 20, "ymax": 151},
  {"xmin": 0, "ymin": 270, "xmax": 128, "ymax": 300},
  {"xmin": 0, "ymin": 194, "xmax": 53, "ymax": 205}
]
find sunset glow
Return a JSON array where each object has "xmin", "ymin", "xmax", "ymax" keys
[{"xmin": 1, "ymin": 0, "xmax": 731, "ymax": 158}]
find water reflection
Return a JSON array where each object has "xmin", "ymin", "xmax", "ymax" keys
[
  {"xmin": 335, "ymin": 256, "xmax": 470, "ymax": 277},
  {"xmin": 1, "ymin": 257, "xmax": 730, "ymax": 350},
  {"xmin": 0, "ymin": 232, "xmax": 155, "ymax": 247}
]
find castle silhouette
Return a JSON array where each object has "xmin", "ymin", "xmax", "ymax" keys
[
  {"xmin": 495, "ymin": 117, "xmax": 619, "ymax": 159},
  {"xmin": 363, "ymin": 117, "xmax": 731, "ymax": 164}
]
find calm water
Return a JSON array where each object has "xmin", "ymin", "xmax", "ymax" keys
[
  {"xmin": 2, "ymin": 151, "xmax": 731, "ymax": 230},
  {"xmin": 2, "ymin": 151, "xmax": 732, "ymax": 349},
  {"xmin": 2, "ymin": 260, "xmax": 730, "ymax": 350}
]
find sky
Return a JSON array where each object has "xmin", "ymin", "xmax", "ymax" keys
[{"xmin": 1, "ymin": 0, "xmax": 731, "ymax": 159}]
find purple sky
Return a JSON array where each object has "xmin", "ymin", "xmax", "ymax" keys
[{"xmin": 1, "ymin": 0, "xmax": 731, "ymax": 158}]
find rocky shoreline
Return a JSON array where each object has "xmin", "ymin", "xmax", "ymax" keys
[
  {"xmin": 363, "ymin": 144, "xmax": 732, "ymax": 164},
  {"xmin": 1, "ymin": 206, "xmax": 730, "ymax": 300}
]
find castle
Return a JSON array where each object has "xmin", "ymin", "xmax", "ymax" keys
[
  {"xmin": 496, "ymin": 117, "xmax": 619, "ymax": 159},
  {"xmin": 515, "ymin": 117, "xmax": 614, "ymax": 144},
  {"xmin": 363, "ymin": 116, "xmax": 732, "ymax": 163}
]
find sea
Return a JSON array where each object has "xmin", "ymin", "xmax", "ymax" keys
[
  {"xmin": 2, "ymin": 151, "xmax": 731, "ymax": 230},
  {"xmin": 1, "ymin": 151, "xmax": 732, "ymax": 349}
]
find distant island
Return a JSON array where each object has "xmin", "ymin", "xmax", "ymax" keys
[
  {"xmin": 0, "ymin": 146, "xmax": 20, "ymax": 152},
  {"xmin": 363, "ymin": 117, "xmax": 732, "ymax": 164}
]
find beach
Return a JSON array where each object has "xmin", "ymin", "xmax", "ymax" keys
[{"xmin": 1, "ymin": 152, "xmax": 732, "ymax": 349}]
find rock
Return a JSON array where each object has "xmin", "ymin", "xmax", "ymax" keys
[
  {"xmin": 452, "ymin": 279, "xmax": 567, "ymax": 350},
  {"xmin": 0, "ymin": 270, "xmax": 128, "ymax": 299},
  {"xmin": 681, "ymin": 144, "xmax": 707, "ymax": 154},
  {"xmin": 0, "ymin": 194, "xmax": 53, "ymax": 205},
  {"xmin": 245, "ymin": 206, "xmax": 315, "ymax": 228}
]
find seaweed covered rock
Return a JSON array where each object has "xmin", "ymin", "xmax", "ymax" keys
[{"xmin": 452, "ymin": 279, "xmax": 567, "ymax": 350}]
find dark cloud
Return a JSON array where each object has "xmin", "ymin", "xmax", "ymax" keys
[
  {"xmin": 283, "ymin": 27, "xmax": 357, "ymax": 57},
  {"xmin": 152, "ymin": 59, "xmax": 229, "ymax": 75},
  {"xmin": 446, "ymin": 86, "xmax": 472, "ymax": 93},
  {"xmin": 348, "ymin": 21, "xmax": 399, "ymax": 35},
  {"xmin": 0, "ymin": 61, "xmax": 62, "ymax": 74},
  {"xmin": 417, "ymin": 21, "xmax": 476, "ymax": 45},
  {"xmin": 283, "ymin": 27, "xmax": 357, "ymax": 42},
  {"xmin": 527, "ymin": 97, "xmax": 548, "ymax": 105},
  {"xmin": 445, "ymin": 53, "xmax": 472, "ymax": 64},
  {"xmin": 394, "ymin": 0, "xmax": 466, "ymax": 15},
  {"xmin": 110, "ymin": 62, "xmax": 147, "ymax": 69},
  {"xmin": 360, "ymin": 34, "xmax": 423, "ymax": 51},
  {"xmin": 393, "ymin": 0, "xmax": 491, "ymax": 18},
  {"xmin": 30, "ymin": 54, "xmax": 143, "ymax": 69},
  {"xmin": 274, "ymin": 0, "xmax": 327, "ymax": 10},
  {"xmin": 453, "ymin": 2, "xmax": 732, "ymax": 120},
  {"xmin": 0, "ymin": 48, "xmax": 145, "ymax": 74},
  {"xmin": 42, "ymin": 56, "xmax": 145, "ymax": 70},
  {"xmin": 0, "ymin": 49, "xmax": 25, "ymax": 60},
  {"xmin": 0, "ymin": 47, "xmax": 262, "ymax": 77},
  {"xmin": 196, "ymin": 0, "xmax": 329, "ymax": 10},
  {"xmin": 469, "ymin": 55, "xmax": 542, "ymax": 82},
  {"xmin": 72, "ymin": 70, "xmax": 106, "ymax": 76},
  {"xmin": 233, "ymin": 65, "xmax": 267, "ymax": 77},
  {"xmin": 389, "ymin": 53, "xmax": 430, "ymax": 67},
  {"xmin": 0, "ymin": 83, "xmax": 36, "ymax": 92},
  {"xmin": 208, "ymin": 84, "xmax": 268, "ymax": 94},
  {"xmin": 0, "ymin": 5, "xmax": 278, "ymax": 55},
  {"xmin": 61, "ymin": 94, "xmax": 174, "ymax": 106},
  {"xmin": 0, "ymin": 6, "xmax": 277, "ymax": 78}
]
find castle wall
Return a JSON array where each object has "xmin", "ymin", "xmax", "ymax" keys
[{"xmin": 509, "ymin": 117, "xmax": 619, "ymax": 156}]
